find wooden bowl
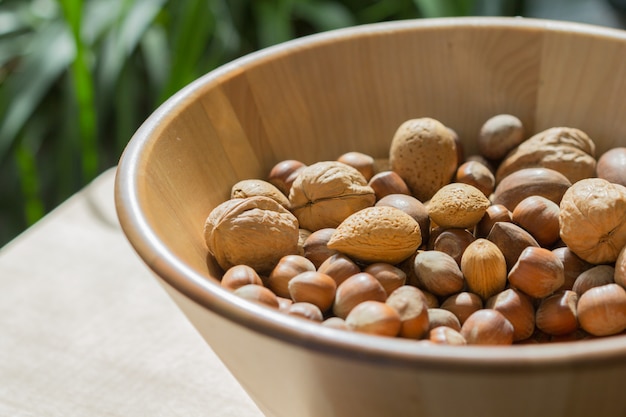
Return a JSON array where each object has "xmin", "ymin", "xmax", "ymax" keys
[{"xmin": 115, "ymin": 17, "xmax": 626, "ymax": 417}]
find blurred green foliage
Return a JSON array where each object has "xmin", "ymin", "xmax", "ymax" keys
[{"xmin": 0, "ymin": 0, "xmax": 526, "ymax": 247}]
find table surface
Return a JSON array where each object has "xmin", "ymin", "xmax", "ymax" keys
[{"xmin": 0, "ymin": 167, "xmax": 264, "ymax": 417}]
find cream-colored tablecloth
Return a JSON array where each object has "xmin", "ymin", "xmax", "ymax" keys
[{"xmin": 0, "ymin": 168, "xmax": 264, "ymax": 417}]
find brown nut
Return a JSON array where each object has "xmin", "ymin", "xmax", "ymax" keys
[
  {"xmin": 289, "ymin": 161, "xmax": 376, "ymax": 231},
  {"xmin": 485, "ymin": 288, "xmax": 535, "ymax": 342},
  {"xmin": 286, "ymin": 302, "xmax": 324, "ymax": 322},
  {"xmin": 386, "ymin": 285, "xmax": 429, "ymax": 339},
  {"xmin": 321, "ymin": 317, "xmax": 350, "ymax": 330},
  {"xmin": 428, "ymin": 183, "xmax": 491, "ymax": 229},
  {"xmin": 267, "ymin": 255, "xmax": 316, "ymax": 298},
  {"xmin": 297, "ymin": 228, "xmax": 312, "ymax": 256},
  {"xmin": 486, "ymin": 221, "xmax": 540, "ymax": 271},
  {"xmin": 492, "ymin": 167, "xmax": 572, "ymax": 212},
  {"xmin": 276, "ymin": 296, "xmax": 294, "ymax": 312},
  {"xmin": 233, "ymin": 284, "xmax": 279, "ymax": 309},
  {"xmin": 327, "ymin": 206, "xmax": 422, "ymax": 264},
  {"xmin": 572, "ymin": 265, "xmax": 615, "ymax": 296},
  {"xmin": 333, "ymin": 272, "xmax": 387, "ymax": 319},
  {"xmin": 431, "ymin": 228, "xmax": 476, "ymax": 266},
  {"xmin": 615, "ymin": 245, "xmax": 626, "ymax": 289},
  {"xmin": 477, "ymin": 114, "xmax": 525, "ymax": 161},
  {"xmin": 337, "ymin": 151, "xmax": 376, "ymax": 181},
  {"xmin": 475, "ymin": 204, "xmax": 513, "ymax": 238},
  {"xmin": 345, "ymin": 300, "xmax": 402, "ymax": 337},
  {"xmin": 559, "ymin": 178, "xmax": 626, "ymax": 264},
  {"xmin": 389, "ymin": 117, "xmax": 458, "ymax": 202},
  {"xmin": 267, "ymin": 159, "xmax": 306, "ymax": 196},
  {"xmin": 302, "ymin": 228, "xmax": 339, "ymax": 268},
  {"xmin": 535, "ymin": 290, "xmax": 578, "ymax": 336},
  {"xmin": 429, "ymin": 326, "xmax": 467, "ymax": 345},
  {"xmin": 368, "ymin": 171, "xmax": 411, "ymax": 200},
  {"xmin": 376, "ymin": 194, "xmax": 430, "ymax": 244},
  {"xmin": 577, "ymin": 283, "xmax": 626, "ymax": 336},
  {"xmin": 552, "ymin": 246, "xmax": 593, "ymax": 291},
  {"xmin": 288, "ymin": 271, "xmax": 337, "ymax": 312},
  {"xmin": 512, "ymin": 195, "xmax": 561, "ymax": 247},
  {"xmin": 460, "ymin": 238, "xmax": 507, "ymax": 301},
  {"xmin": 204, "ymin": 196, "xmax": 300, "ymax": 274},
  {"xmin": 461, "ymin": 309, "xmax": 514, "ymax": 345},
  {"xmin": 364, "ymin": 263, "xmax": 407, "ymax": 296},
  {"xmin": 508, "ymin": 246, "xmax": 565, "ymax": 299},
  {"xmin": 496, "ymin": 126, "xmax": 596, "ymax": 184},
  {"xmin": 318, "ymin": 253, "xmax": 361, "ymax": 286},
  {"xmin": 597, "ymin": 147, "xmax": 626, "ymax": 187},
  {"xmin": 440, "ymin": 292, "xmax": 483, "ymax": 325},
  {"xmin": 427, "ymin": 308, "xmax": 462, "ymax": 332},
  {"xmin": 221, "ymin": 264, "xmax": 264, "ymax": 290},
  {"xmin": 231, "ymin": 179, "xmax": 290, "ymax": 208},
  {"xmin": 413, "ymin": 250, "xmax": 464, "ymax": 297},
  {"xmin": 455, "ymin": 160, "xmax": 496, "ymax": 197}
]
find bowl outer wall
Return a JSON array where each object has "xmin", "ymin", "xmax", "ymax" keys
[{"xmin": 115, "ymin": 17, "xmax": 626, "ymax": 377}]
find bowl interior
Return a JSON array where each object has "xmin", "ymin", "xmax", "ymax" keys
[{"xmin": 115, "ymin": 17, "xmax": 626, "ymax": 364}]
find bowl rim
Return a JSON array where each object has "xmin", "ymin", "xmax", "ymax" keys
[{"xmin": 115, "ymin": 16, "xmax": 626, "ymax": 371}]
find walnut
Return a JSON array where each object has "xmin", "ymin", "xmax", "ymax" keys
[
  {"xmin": 559, "ymin": 178, "xmax": 626, "ymax": 264},
  {"xmin": 288, "ymin": 161, "xmax": 375, "ymax": 231},
  {"xmin": 231, "ymin": 179, "xmax": 290, "ymax": 208},
  {"xmin": 496, "ymin": 127, "xmax": 596, "ymax": 184},
  {"xmin": 204, "ymin": 196, "xmax": 299, "ymax": 274}
]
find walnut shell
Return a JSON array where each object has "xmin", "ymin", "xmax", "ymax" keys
[
  {"xmin": 496, "ymin": 127, "xmax": 596, "ymax": 184},
  {"xmin": 204, "ymin": 196, "xmax": 299, "ymax": 274},
  {"xmin": 559, "ymin": 178, "xmax": 626, "ymax": 264},
  {"xmin": 389, "ymin": 117, "xmax": 458, "ymax": 202},
  {"xmin": 231, "ymin": 179, "xmax": 290, "ymax": 208},
  {"xmin": 327, "ymin": 206, "xmax": 422, "ymax": 264},
  {"xmin": 289, "ymin": 161, "xmax": 375, "ymax": 231}
]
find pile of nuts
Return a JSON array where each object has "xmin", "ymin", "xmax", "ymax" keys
[{"xmin": 204, "ymin": 115, "xmax": 626, "ymax": 346}]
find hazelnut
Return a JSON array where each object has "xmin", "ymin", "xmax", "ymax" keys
[
  {"xmin": 317, "ymin": 253, "xmax": 361, "ymax": 286},
  {"xmin": 431, "ymin": 228, "xmax": 475, "ymax": 266},
  {"xmin": 460, "ymin": 238, "xmax": 507, "ymax": 300},
  {"xmin": 413, "ymin": 250, "xmax": 464, "ymax": 297},
  {"xmin": 286, "ymin": 302, "xmax": 324, "ymax": 322},
  {"xmin": 364, "ymin": 263, "xmax": 407, "ymax": 296},
  {"xmin": 596, "ymin": 147, "xmax": 626, "ymax": 187},
  {"xmin": 321, "ymin": 317, "xmax": 350, "ymax": 330},
  {"xmin": 512, "ymin": 195, "xmax": 561, "ymax": 247},
  {"xmin": 508, "ymin": 246, "xmax": 565, "ymax": 299},
  {"xmin": 455, "ymin": 160, "xmax": 496, "ymax": 197},
  {"xmin": 333, "ymin": 272, "xmax": 387, "ymax": 319},
  {"xmin": 368, "ymin": 171, "xmax": 411, "ymax": 200},
  {"xmin": 427, "ymin": 308, "xmax": 462, "ymax": 332},
  {"xmin": 475, "ymin": 204, "xmax": 512, "ymax": 238},
  {"xmin": 288, "ymin": 271, "xmax": 337, "ymax": 312},
  {"xmin": 535, "ymin": 290, "xmax": 578, "ymax": 336},
  {"xmin": 233, "ymin": 284, "xmax": 279, "ymax": 309},
  {"xmin": 615, "ymin": 245, "xmax": 626, "ymax": 289},
  {"xmin": 572, "ymin": 265, "xmax": 615, "ymax": 296},
  {"xmin": 267, "ymin": 159, "xmax": 306, "ymax": 195},
  {"xmin": 302, "ymin": 228, "xmax": 338, "ymax": 268},
  {"xmin": 440, "ymin": 292, "xmax": 483, "ymax": 325},
  {"xmin": 461, "ymin": 309, "xmax": 514, "ymax": 345},
  {"xmin": 577, "ymin": 283, "xmax": 626, "ymax": 336},
  {"xmin": 486, "ymin": 288, "xmax": 535, "ymax": 342},
  {"xmin": 345, "ymin": 301, "xmax": 402, "ymax": 337},
  {"xmin": 267, "ymin": 255, "xmax": 316, "ymax": 298},
  {"xmin": 221, "ymin": 264, "xmax": 264, "ymax": 290},
  {"xmin": 429, "ymin": 326, "xmax": 467, "ymax": 345},
  {"xmin": 386, "ymin": 285, "xmax": 429, "ymax": 339},
  {"xmin": 337, "ymin": 151, "xmax": 376, "ymax": 181},
  {"xmin": 552, "ymin": 246, "xmax": 593, "ymax": 291}
]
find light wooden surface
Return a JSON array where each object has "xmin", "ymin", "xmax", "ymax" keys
[{"xmin": 0, "ymin": 167, "xmax": 263, "ymax": 417}]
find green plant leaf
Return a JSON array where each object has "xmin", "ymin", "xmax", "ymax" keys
[
  {"xmin": 0, "ymin": 20, "xmax": 75, "ymax": 164},
  {"xmin": 293, "ymin": 0, "xmax": 355, "ymax": 31}
]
